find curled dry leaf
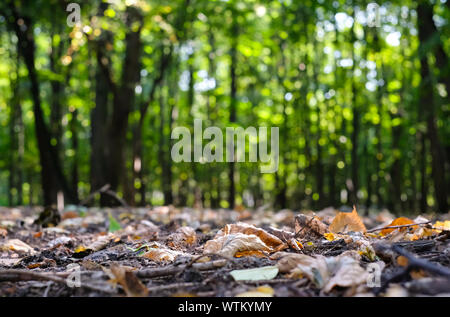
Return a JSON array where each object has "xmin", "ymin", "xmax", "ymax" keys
[
  {"xmin": 329, "ymin": 206, "xmax": 366, "ymax": 234},
  {"xmin": 0, "ymin": 227, "xmax": 7, "ymax": 237},
  {"xmin": 204, "ymin": 233, "xmax": 271, "ymax": 258},
  {"xmin": 109, "ymin": 263, "xmax": 148, "ymax": 297},
  {"xmin": 167, "ymin": 226, "xmax": 197, "ymax": 249},
  {"xmin": 277, "ymin": 253, "xmax": 330, "ymax": 288},
  {"xmin": 322, "ymin": 256, "xmax": 368, "ymax": 293},
  {"xmin": 203, "ymin": 223, "xmax": 287, "ymax": 257},
  {"xmin": 142, "ymin": 243, "xmax": 188, "ymax": 263},
  {"xmin": 1, "ymin": 239, "xmax": 36, "ymax": 254},
  {"xmin": 221, "ymin": 222, "xmax": 287, "ymax": 250},
  {"xmin": 275, "ymin": 250, "xmax": 369, "ymax": 292},
  {"xmin": 295, "ymin": 214, "xmax": 329, "ymax": 238},
  {"xmin": 86, "ymin": 233, "xmax": 115, "ymax": 252},
  {"xmin": 73, "ymin": 233, "xmax": 116, "ymax": 257}
]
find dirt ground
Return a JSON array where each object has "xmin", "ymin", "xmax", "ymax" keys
[{"xmin": 0, "ymin": 206, "xmax": 449, "ymax": 297}]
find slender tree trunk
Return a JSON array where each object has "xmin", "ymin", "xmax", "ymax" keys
[
  {"xmin": 106, "ymin": 7, "xmax": 142, "ymax": 199},
  {"xmin": 70, "ymin": 109, "xmax": 79, "ymax": 202},
  {"xmin": 228, "ymin": 16, "xmax": 238, "ymax": 210},
  {"xmin": 417, "ymin": 1, "xmax": 449, "ymax": 213},
  {"xmin": 350, "ymin": 5, "xmax": 359, "ymax": 206},
  {"xmin": 91, "ymin": 32, "xmax": 111, "ymax": 205},
  {"xmin": 9, "ymin": 4, "xmax": 76, "ymax": 206}
]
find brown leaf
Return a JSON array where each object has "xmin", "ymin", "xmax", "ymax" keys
[
  {"xmin": 1, "ymin": 239, "xmax": 36, "ymax": 254},
  {"xmin": 295, "ymin": 214, "xmax": 329, "ymax": 238},
  {"xmin": 329, "ymin": 206, "xmax": 366, "ymax": 233},
  {"xmin": 221, "ymin": 222, "xmax": 286, "ymax": 251},
  {"xmin": 142, "ymin": 245, "xmax": 187, "ymax": 263},
  {"xmin": 167, "ymin": 226, "xmax": 197, "ymax": 249},
  {"xmin": 203, "ymin": 223, "xmax": 287, "ymax": 257},
  {"xmin": 109, "ymin": 264, "xmax": 148, "ymax": 297},
  {"xmin": 322, "ymin": 256, "xmax": 368, "ymax": 292},
  {"xmin": 203, "ymin": 233, "xmax": 272, "ymax": 257}
]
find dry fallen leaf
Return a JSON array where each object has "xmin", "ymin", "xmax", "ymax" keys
[
  {"xmin": 221, "ymin": 222, "xmax": 287, "ymax": 251},
  {"xmin": 204, "ymin": 233, "xmax": 271, "ymax": 257},
  {"xmin": 167, "ymin": 226, "xmax": 197, "ymax": 249},
  {"xmin": 275, "ymin": 250, "xmax": 369, "ymax": 292},
  {"xmin": 109, "ymin": 263, "xmax": 148, "ymax": 297},
  {"xmin": 203, "ymin": 223, "xmax": 287, "ymax": 257},
  {"xmin": 1, "ymin": 239, "xmax": 36, "ymax": 254},
  {"xmin": 235, "ymin": 250, "xmax": 267, "ymax": 258},
  {"xmin": 433, "ymin": 220, "xmax": 450, "ymax": 232},
  {"xmin": 0, "ymin": 228, "xmax": 7, "ymax": 238},
  {"xmin": 323, "ymin": 256, "xmax": 368, "ymax": 292},
  {"xmin": 295, "ymin": 214, "xmax": 329, "ymax": 238},
  {"xmin": 329, "ymin": 206, "xmax": 366, "ymax": 233},
  {"xmin": 381, "ymin": 217, "xmax": 417, "ymax": 236},
  {"xmin": 276, "ymin": 253, "xmax": 330, "ymax": 288},
  {"xmin": 235, "ymin": 285, "xmax": 274, "ymax": 297},
  {"xmin": 143, "ymin": 248, "xmax": 186, "ymax": 263}
]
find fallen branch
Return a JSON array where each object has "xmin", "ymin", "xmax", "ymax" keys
[
  {"xmin": 147, "ymin": 282, "xmax": 197, "ymax": 293},
  {"xmin": 391, "ymin": 244, "xmax": 450, "ymax": 277},
  {"xmin": 79, "ymin": 184, "xmax": 128, "ymax": 207},
  {"xmin": 376, "ymin": 244, "xmax": 450, "ymax": 295},
  {"xmin": 366, "ymin": 221, "xmax": 431, "ymax": 233},
  {"xmin": 136, "ymin": 259, "xmax": 227, "ymax": 279},
  {"xmin": 0, "ymin": 269, "xmax": 116, "ymax": 294}
]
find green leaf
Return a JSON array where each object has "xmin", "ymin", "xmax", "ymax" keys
[{"xmin": 108, "ymin": 213, "xmax": 121, "ymax": 233}]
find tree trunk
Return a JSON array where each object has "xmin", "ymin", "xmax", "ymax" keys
[
  {"xmin": 228, "ymin": 13, "xmax": 238, "ymax": 210},
  {"xmin": 417, "ymin": 1, "xmax": 449, "ymax": 213},
  {"xmin": 10, "ymin": 5, "xmax": 76, "ymax": 206}
]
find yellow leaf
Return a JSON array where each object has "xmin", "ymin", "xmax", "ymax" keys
[
  {"xmin": 324, "ymin": 232, "xmax": 336, "ymax": 241},
  {"xmin": 236, "ymin": 286, "xmax": 274, "ymax": 297},
  {"xmin": 74, "ymin": 245, "xmax": 87, "ymax": 253},
  {"xmin": 433, "ymin": 220, "xmax": 450, "ymax": 232}
]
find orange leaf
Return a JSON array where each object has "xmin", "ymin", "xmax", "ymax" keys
[
  {"xmin": 396, "ymin": 255, "xmax": 409, "ymax": 267},
  {"xmin": 329, "ymin": 206, "xmax": 366, "ymax": 233},
  {"xmin": 235, "ymin": 250, "xmax": 267, "ymax": 258},
  {"xmin": 381, "ymin": 217, "xmax": 416, "ymax": 236}
]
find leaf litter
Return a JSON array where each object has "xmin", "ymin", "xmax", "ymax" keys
[{"xmin": 0, "ymin": 205, "xmax": 449, "ymax": 297}]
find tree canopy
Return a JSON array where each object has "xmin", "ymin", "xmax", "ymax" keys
[{"xmin": 0, "ymin": 0, "xmax": 448, "ymax": 214}]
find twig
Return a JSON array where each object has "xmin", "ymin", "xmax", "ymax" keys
[
  {"xmin": 136, "ymin": 259, "xmax": 227, "ymax": 279},
  {"xmin": 376, "ymin": 244, "xmax": 450, "ymax": 295},
  {"xmin": 0, "ymin": 269, "xmax": 116, "ymax": 294},
  {"xmin": 147, "ymin": 282, "xmax": 196, "ymax": 293},
  {"xmin": 366, "ymin": 221, "xmax": 431, "ymax": 233},
  {"xmin": 79, "ymin": 184, "xmax": 128, "ymax": 207},
  {"xmin": 185, "ymin": 253, "xmax": 234, "ymax": 268},
  {"xmin": 79, "ymin": 184, "xmax": 111, "ymax": 206},
  {"xmin": 392, "ymin": 245, "xmax": 450, "ymax": 277}
]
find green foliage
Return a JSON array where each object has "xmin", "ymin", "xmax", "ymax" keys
[{"xmin": 0, "ymin": 0, "xmax": 448, "ymax": 212}]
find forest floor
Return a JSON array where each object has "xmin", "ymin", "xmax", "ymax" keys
[{"xmin": 0, "ymin": 205, "xmax": 449, "ymax": 297}]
